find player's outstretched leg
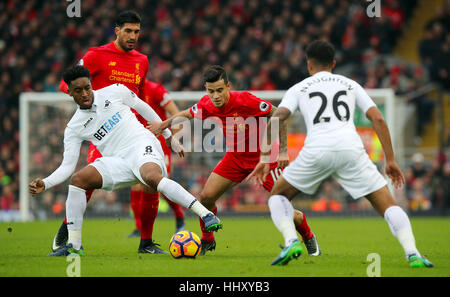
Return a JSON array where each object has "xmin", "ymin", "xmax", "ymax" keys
[
  {"xmin": 141, "ymin": 163, "xmax": 222, "ymax": 231},
  {"xmin": 367, "ymin": 186, "xmax": 433, "ymax": 268},
  {"xmin": 150, "ymin": 175, "xmax": 222, "ymax": 231}
]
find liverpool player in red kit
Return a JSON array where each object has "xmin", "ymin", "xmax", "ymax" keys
[
  {"xmin": 53, "ymin": 11, "xmax": 168, "ymax": 254},
  {"xmin": 149, "ymin": 66, "xmax": 321, "ymax": 256}
]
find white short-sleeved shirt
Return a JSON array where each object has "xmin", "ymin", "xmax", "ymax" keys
[
  {"xmin": 64, "ymin": 83, "xmax": 157, "ymax": 159},
  {"xmin": 279, "ymin": 71, "xmax": 376, "ymax": 150}
]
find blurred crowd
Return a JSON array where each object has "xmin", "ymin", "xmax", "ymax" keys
[{"xmin": 1, "ymin": 0, "xmax": 449, "ymax": 216}]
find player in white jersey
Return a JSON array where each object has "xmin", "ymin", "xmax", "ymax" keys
[
  {"xmin": 29, "ymin": 66, "xmax": 222, "ymax": 256},
  {"xmin": 248, "ymin": 40, "xmax": 433, "ymax": 268}
]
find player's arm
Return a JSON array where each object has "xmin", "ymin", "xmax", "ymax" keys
[
  {"xmin": 267, "ymin": 106, "xmax": 289, "ymax": 168},
  {"xmin": 355, "ymin": 82, "xmax": 405, "ymax": 188},
  {"xmin": 29, "ymin": 129, "xmax": 82, "ymax": 195},
  {"xmin": 366, "ymin": 106, "xmax": 405, "ymax": 188},
  {"xmin": 164, "ymin": 100, "xmax": 180, "ymax": 117},
  {"xmin": 121, "ymin": 87, "xmax": 171, "ymax": 139},
  {"xmin": 122, "ymin": 88, "xmax": 186, "ymax": 157},
  {"xmin": 147, "ymin": 108, "xmax": 193, "ymax": 137},
  {"xmin": 247, "ymin": 106, "xmax": 292, "ymax": 185},
  {"xmin": 162, "ymin": 99, "xmax": 182, "ymax": 135}
]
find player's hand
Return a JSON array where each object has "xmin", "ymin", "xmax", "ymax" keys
[
  {"xmin": 385, "ymin": 160, "xmax": 405, "ymax": 189},
  {"xmin": 167, "ymin": 136, "xmax": 185, "ymax": 158},
  {"xmin": 277, "ymin": 151, "xmax": 290, "ymax": 169},
  {"xmin": 29, "ymin": 178, "xmax": 45, "ymax": 196},
  {"xmin": 245, "ymin": 162, "xmax": 270, "ymax": 186},
  {"xmin": 147, "ymin": 122, "xmax": 164, "ymax": 137}
]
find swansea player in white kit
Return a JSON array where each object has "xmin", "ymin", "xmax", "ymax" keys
[
  {"xmin": 29, "ymin": 66, "xmax": 222, "ymax": 256},
  {"xmin": 249, "ymin": 40, "xmax": 433, "ymax": 268}
]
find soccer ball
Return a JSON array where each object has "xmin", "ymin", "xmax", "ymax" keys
[{"xmin": 169, "ymin": 230, "xmax": 202, "ymax": 259}]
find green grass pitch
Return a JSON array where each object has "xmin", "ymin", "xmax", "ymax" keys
[{"xmin": 0, "ymin": 216, "xmax": 449, "ymax": 277}]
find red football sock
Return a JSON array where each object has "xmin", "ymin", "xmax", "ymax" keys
[
  {"xmin": 130, "ymin": 190, "xmax": 143, "ymax": 231},
  {"xmin": 85, "ymin": 189, "xmax": 94, "ymax": 203},
  {"xmin": 296, "ymin": 213, "xmax": 314, "ymax": 241},
  {"xmin": 199, "ymin": 207, "xmax": 217, "ymax": 242},
  {"xmin": 140, "ymin": 192, "xmax": 159, "ymax": 240},
  {"xmin": 64, "ymin": 188, "xmax": 94, "ymax": 224},
  {"xmin": 162, "ymin": 194, "xmax": 185, "ymax": 218}
]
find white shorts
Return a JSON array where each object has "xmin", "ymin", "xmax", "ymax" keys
[
  {"xmin": 89, "ymin": 138, "xmax": 167, "ymax": 192},
  {"xmin": 282, "ymin": 147, "xmax": 387, "ymax": 199}
]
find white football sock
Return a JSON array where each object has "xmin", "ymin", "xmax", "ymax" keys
[
  {"xmin": 66, "ymin": 185, "xmax": 87, "ymax": 250},
  {"xmin": 157, "ymin": 177, "xmax": 211, "ymax": 217},
  {"xmin": 384, "ymin": 205, "xmax": 420, "ymax": 258},
  {"xmin": 268, "ymin": 195, "xmax": 298, "ymax": 246}
]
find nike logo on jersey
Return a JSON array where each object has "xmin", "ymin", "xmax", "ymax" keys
[{"xmin": 93, "ymin": 112, "xmax": 122, "ymax": 141}]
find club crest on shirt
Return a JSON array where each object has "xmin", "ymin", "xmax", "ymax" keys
[
  {"xmin": 104, "ymin": 99, "xmax": 111, "ymax": 108},
  {"xmin": 260, "ymin": 102, "xmax": 270, "ymax": 112}
]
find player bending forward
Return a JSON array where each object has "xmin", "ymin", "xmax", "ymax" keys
[
  {"xmin": 149, "ymin": 65, "xmax": 320, "ymax": 257},
  {"xmin": 29, "ymin": 66, "xmax": 222, "ymax": 256},
  {"xmin": 248, "ymin": 40, "xmax": 433, "ymax": 267}
]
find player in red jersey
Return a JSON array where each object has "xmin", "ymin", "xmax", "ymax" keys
[
  {"xmin": 126, "ymin": 80, "xmax": 186, "ymax": 238},
  {"xmin": 149, "ymin": 65, "xmax": 321, "ymax": 256},
  {"xmin": 52, "ymin": 11, "xmax": 167, "ymax": 254}
]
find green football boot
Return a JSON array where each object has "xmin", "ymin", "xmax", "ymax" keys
[
  {"xmin": 271, "ymin": 240, "xmax": 303, "ymax": 266},
  {"xmin": 408, "ymin": 254, "xmax": 434, "ymax": 268},
  {"xmin": 48, "ymin": 244, "xmax": 85, "ymax": 257}
]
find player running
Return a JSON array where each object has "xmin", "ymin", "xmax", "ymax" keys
[
  {"xmin": 248, "ymin": 40, "xmax": 433, "ymax": 267},
  {"xmin": 55, "ymin": 11, "xmax": 178, "ymax": 254},
  {"xmin": 29, "ymin": 66, "xmax": 222, "ymax": 257},
  {"xmin": 148, "ymin": 65, "xmax": 320, "ymax": 257}
]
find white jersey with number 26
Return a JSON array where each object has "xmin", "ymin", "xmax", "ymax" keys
[{"xmin": 279, "ymin": 71, "xmax": 376, "ymax": 150}]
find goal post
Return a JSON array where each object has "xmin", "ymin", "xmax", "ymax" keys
[{"xmin": 19, "ymin": 89, "xmax": 398, "ymax": 222}]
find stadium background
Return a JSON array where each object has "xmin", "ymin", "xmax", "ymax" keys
[{"xmin": 0, "ymin": 0, "xmax": 449, "ymax": 221}]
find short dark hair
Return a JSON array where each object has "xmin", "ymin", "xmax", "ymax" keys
[
  {"xmin": 305, "ymin": 40, "xmax": 335, "ymax": 67},
  {"xmin": 202, "ymin": 65, "xmax": 229, "ymax": 84},
  {"xmin": 63, "ymin": 65, "xmax": 90, "ymax": 86},
  {"xmin": 115, "ymin": 10, "xmax": 141, "ymax": 27}
]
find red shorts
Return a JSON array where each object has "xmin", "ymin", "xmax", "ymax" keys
[{"xmin": 212, "ymin": 152, "xmax": 282, "ymax": 192}]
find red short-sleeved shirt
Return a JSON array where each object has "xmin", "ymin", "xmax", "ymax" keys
[
  {"xmin": 189, "ymin": 91, "xmax": 272, "ymax": 163},
  {"xmin": 60, "ymin": 42, "xmax": 148, "ymax": 97}
]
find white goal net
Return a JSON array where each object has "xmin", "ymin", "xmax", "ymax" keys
[{"xmin": 19, "ymin": 89, "xmax": 399, "ymax": 221}]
